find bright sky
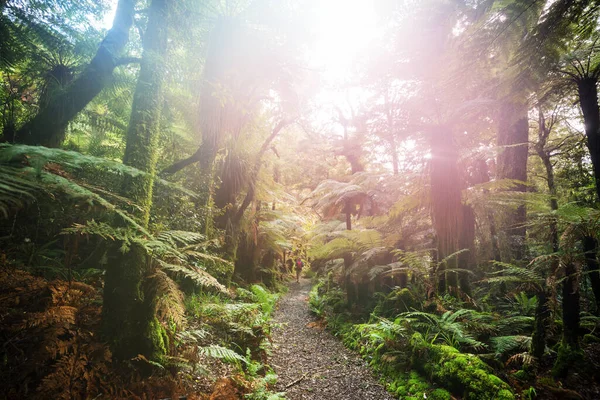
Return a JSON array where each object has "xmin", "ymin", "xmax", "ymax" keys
[
  {"xmin": 101, "ymin": 0, "xmax": 381, "ymax": 84},
  {"xmin": 307, "ymin": 0, "xmax": 381, "ymax": 83},
  {"xmin": 100, "ymin": 0, "xmax": 385, "ymax": 129}
]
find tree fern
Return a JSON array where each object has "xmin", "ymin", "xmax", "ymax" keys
[
  {"xmin": 156, "ymin": 260, "xmax": 227, "ymax": 293},
  {"xmin": 0, "ymin": 144, "xmax": 197, "ymax": 198}
]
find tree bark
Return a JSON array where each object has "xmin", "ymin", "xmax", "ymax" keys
[
  {"xmin": 531, "ymin": 288, "xmax": 550, "ymax": 359},
  {"xmin": 474, "ymin": 159, "xmax": 501, "ymax": 261},
  {"xmin": 583, "ymin": 236, "xmax": 600, "ymax": 314},
  {"xmin": 14, "ymin": 0, "xmax": 137, "ymax": 147},
  {"xmin": 562, "ymin": 262, "xmax": 581, "ymax": 350},
  {"xmin": 458, "ymin": 204, "xmax": 474, "ymax": 295},
  {"xmin": 102, "ymin": 0, "xmax": 168, "ymax": 362},
  {"xmin": 497, "ymin": 100, "xmax": 529, "ymax": 260},
  {"xmin": 531, "ymin": 109, "xmax": 559, "ymax": 360},
  {"xmin": 577, "ymin": 77, "xmax": 600, "ymax": 202},
  {"xmin": 430, "ymin": 126, "xmax": 461, "ymax": 294},
  {"xmin": 553, "ymin": 260, "xmax": 582, "ymax": 377},
  {"xmin": 345, "ymin": 202, "xmax": 352, "ymax": 231},
  {"xmin": 121, "ymin": 0, "xmax": 168, "ymax": 226}
]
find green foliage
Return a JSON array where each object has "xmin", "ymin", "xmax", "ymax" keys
[
  {"xmin": 199, "ymin": 345, "xmax": 248, "ymax": 365},
  {"xmin": 410, "ymin": 333, "xmax": 515, "ymax": 400},
  {"xmin": 309, "ymin": 229, "xmax": 382, "ymax": 262},
  {"xmin": 490, "ymin": 336, "xmax": 532, "ymax": 359},
  {"xmin": 0, "ymin": 166, "xmax": 41, "ymax": 217},
  {"xmin": 399, "ymin": 310, "xmax": 486, "ymax": 350}
]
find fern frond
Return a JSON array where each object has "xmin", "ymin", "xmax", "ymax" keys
[
  {"xmin": 147, "ymin": 270, "xmax": 187, "ymax": 328},
  {"xmin": 157, "ymin": 260, "xmax": 227, "ymax": 293},
  {"xmin": 0, "ymin": 166, "xmax": 43, "ymax": 217},
  {"xmin": 198, "ymin": 345, "xmax": 247, "ymax": 364},
  {"xmin": 156, "ymin": 230, "xmax": 206, "ymax": 247},
  {"xmin": 176, "ymin": 329, "xmax": 211, "ymax": 344}
]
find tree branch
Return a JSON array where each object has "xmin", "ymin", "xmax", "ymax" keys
[
  {"xmin": 160, "ymin": 146, "xmax": 203, "ymax": 175},
  {"xmin": 233, "ymin": 119, "xmax": 291, "ymax": 223}
]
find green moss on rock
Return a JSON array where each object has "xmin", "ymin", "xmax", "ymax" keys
[
  {"xmin": 429, "ymin": 388, "xmax": 451, "ymax": 400},
  {"xmin": 512, "ymin": 369, "xmax": 529, "ymax": 381},
  {"xmin": 552, "ymin": 343, "xmax": 583, "ymax": 378},
  {"xmin": 410, "ymin": 333, "xmax": 515, "ymax": 400},
  {"xmin": 144, "ymin": 317, "xmax": 168, "ymax": 361}
]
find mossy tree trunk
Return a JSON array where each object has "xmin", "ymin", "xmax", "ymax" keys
[
  {"xmin": 531, "ymin": 108, "xmax": 560, "ymax": 360},
  {"xmin": 234, "ymin": 231, "xmax": 258, "ymax": 283},
  {"xmin": 14, "ymin": 0, "xmax": 137, "ymax": 147},
  {"xmin": 497, "ymin": 100, "xmax": 528, "ymax": 260},
  {"xmin": 102, "ymin": 0, "xmax": 169, "ymax": 362}
]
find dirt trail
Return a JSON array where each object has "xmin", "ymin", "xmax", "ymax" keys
[{"xmin": 270, "ymin": 278, "xmax": 395, "ymax": 400}]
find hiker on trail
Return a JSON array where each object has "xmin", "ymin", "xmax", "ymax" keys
[{"xmin": 294, "ymin": 257, "xmax": 304, "ymax": 282}]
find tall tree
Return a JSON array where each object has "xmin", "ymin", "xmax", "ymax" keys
[
  {"xmin": 102, "ymin": 0, "xmax": 168, "ymax": 361},
  {"xmin": 14, "ymin": 0, "xmax": 137, "ymax": 147}
]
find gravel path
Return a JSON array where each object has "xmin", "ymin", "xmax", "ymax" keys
[{"xmin": 270, "ymin": 278, "xmax": 395, "ymax": 400}]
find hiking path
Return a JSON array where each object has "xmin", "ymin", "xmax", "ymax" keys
[{"xmin": 270, "ymin": 278, "xmax": 395, "ymax": 400}]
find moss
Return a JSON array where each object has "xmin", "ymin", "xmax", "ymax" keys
[
  {"xmin": 429, "ymin": 388, "xmax": 451, "ymax": 400},
  {"xmin": 410, "ymin": 333, "xmax": 515, "ymax": 400},
  {"xmin": 552, "ymin": 343, "xmax": 583, "ymax": 378},
  {"xmin": 395, "ymin": 385, "xmax": 407, "ymax": 396},
  {"xmin": 146, "ymin": 317, "xmax": 168, "ymax": 360},
  {"xmin": 512, "ymin": 369, "xmax": 529, "ymax": 381},
  {"xmin": 497, "ymin": 389, "xmax": 515, "ymax": 400},
  {"xmin": 394, "ymin": 288, "xmax": 419, "ymax": 312}
]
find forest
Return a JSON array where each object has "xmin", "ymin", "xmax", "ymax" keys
[{"xmin": 1, "ymin": 0, "xmax": 600, "ymax": 399}]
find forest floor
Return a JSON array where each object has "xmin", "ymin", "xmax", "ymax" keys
[{"xmin": 270, "ymin": 278, "xmax": 394, "ymax": 400}]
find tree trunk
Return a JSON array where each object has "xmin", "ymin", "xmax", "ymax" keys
[
  {"xmin": 583, "ymin": 236, "xmax": 600, "ymax": 314},
  {"xmin": 497, "ymin": 100, "xmax": 528, "ymax": 260},
  {"xmin": 234, "ymin": 232, "xmax": 258, "ymax": 282},
  {"xmin": 577, "ymin": 77, "xmax": 600, "ymax": 202},
  {"xmin": 102, "ymin": 0, "xmax": 168, "ymax": 362},
  {"xmin": 430, "ymin": 126, "xmax": 461, "ymax": 294},
  {"xmin": 562, "ymin": 262, "xmax": 581, "ymax": 349},
  {"xmin": 120, "ymin": 0, "xmax": 168, "ymax": 226},
  {"xmin": 103, "ymin": 243, "xmax": 166, "ymax": 361},
  {"xmin": 531, "ymin": 108, "xmax": 559, "ymax": 361},
  {"xmin": 343, "ymin": 253, "xmax": 355, "ymax": 306},
  {"xmin": 474, "ymin": 159, "xmax": 501, "ymax": 261},
  {"xmin": 345, "ymin": 202, "xmax": 352, "ymax": 231},
  {"xmin": 458, "ymin": 204, "xmax": 474, "ymax": 295},
  {"xmin": 14, "ymin": 0, "xmax": 137, "ymax": 147},
  {"xmin": 553, "ymin": 261, "xmax": 581, "ymax": 377},
  {"xmin": 531, "ymin": 288, "xmax": 550, "ymax": 359}
]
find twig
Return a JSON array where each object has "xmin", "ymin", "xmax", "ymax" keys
[{"xmin": 285, "ymin": 373, "xmax": 308, "ymax": 388}]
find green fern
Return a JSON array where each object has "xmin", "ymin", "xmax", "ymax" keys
[
  {"xmin": 198, "ymin": 345, "xmax": 247, "ymax": 364},
  {"xmin": 400, "ymin": 309, "xmax": 487, "ymax": 350},
  {"xmin": 0, "ymin": 166, "xmax": 41, "ymax": 217},
  {"xmin": 490, "ymin": 335, "xmax": 532, "ymax": 358},
  {"xmin": 157, "ymin": 260, "xmax": 227, "ymax": 293}
]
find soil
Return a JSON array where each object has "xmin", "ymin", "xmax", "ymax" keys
[{"xmin": 270, "ymin": 278, "xmax": 395, "ymax": 400}]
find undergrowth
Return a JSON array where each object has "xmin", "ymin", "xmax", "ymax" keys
[
  {"xmin": 0, "ymin": 256, "xmax": 285, "ymax": 399},
  {"xmin": 309, "ymin": 280, "xmax": 515, "ymax": 400}
]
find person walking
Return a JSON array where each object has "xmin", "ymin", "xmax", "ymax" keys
[{"xmin": 294, "ymin": 257, "xmax": 304, "ymax": 282}]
